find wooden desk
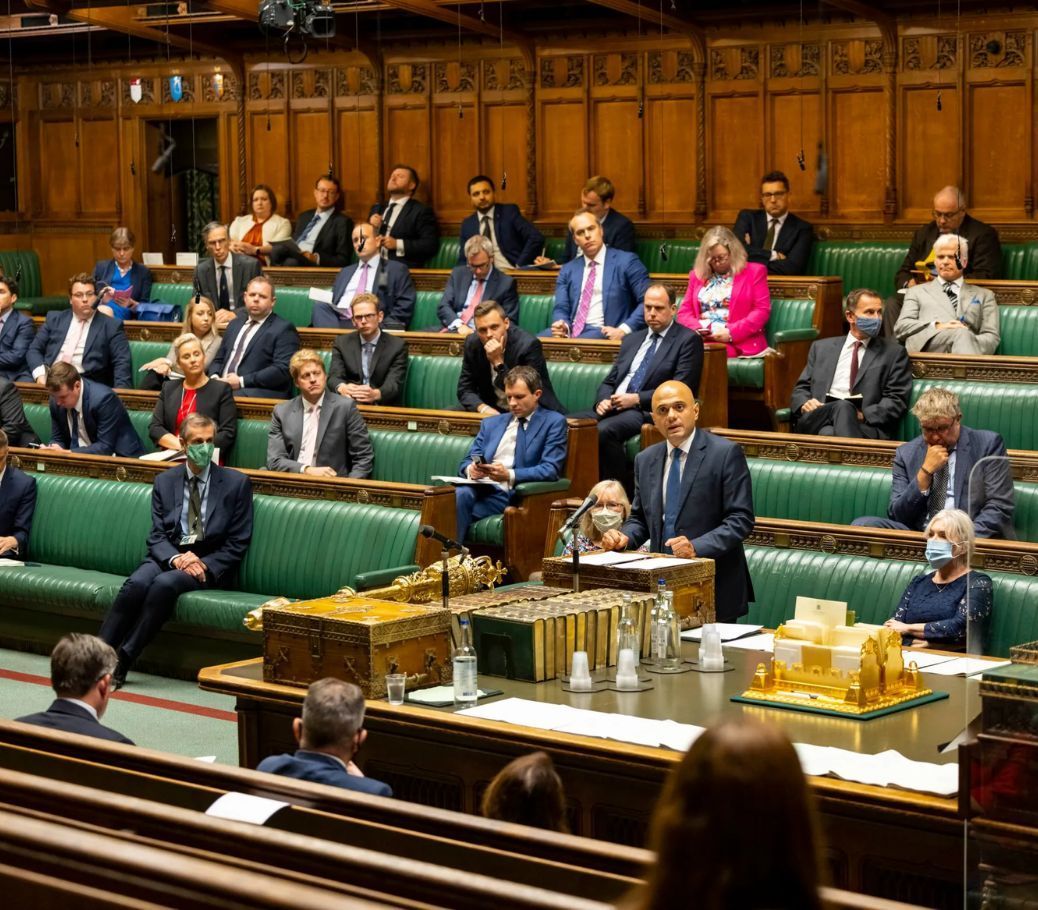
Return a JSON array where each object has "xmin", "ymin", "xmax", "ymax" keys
[{"xmin": 200, "ymin": 645, "xmax": 978, "ymax": 908}]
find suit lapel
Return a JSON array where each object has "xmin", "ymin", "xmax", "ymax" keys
[
  {"xmin": 675, "ymin": 431, "xmax": 709, "ymax": 513},
  {"xmin": 286, "ymin": 397, "xmax": 305, "ymax": 452},
  {"xmin": 646, "ymin": 445, "xmax": 667, "ymax": 544},
  {"xmin": 852, "ymin": 337, "xmax": 880, "ymax": 389},
  {"xmin": 954, "ymin": 426, "xmax": 974, "ymax": 510},
  {"xmin": 926, "ymin": 280, "xmax": 957, "ymax": 321},
  {"xmin": 314, "ymin": 395, "xmax": 335, "ymax": 452}
]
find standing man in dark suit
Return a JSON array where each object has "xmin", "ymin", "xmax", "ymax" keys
[
  {"xmin": 15, "ymin": 634, "xmax": 133, "ymax": 744},
  {"xmin": 454, "ymin": 365, "xmax": 569, "ymax": 541},
  {"xmin": 601, "ymin": 380, "xmax": 755, "ymax": 622},
  {"xmin": 0, "ymin": 428, "xmax": 36, "ymax": 558},
  {"xmin": 549, "ymin": 211, "xmax": 650, "ymax": 339},
  {"xmin": 573, "ymin": 285, "xmax": 703, "ymax": 491},
  {"xmin": 100, "ymin": 413, "xmax": 254, "ymax": 687},
  {"xmin": 328, "ymin": 294, "xmax": 409, "ymax": 406},
  {"xmin": 368, "ymin": 165, "xmax": 439, "ymax": 269},
  {"xmin": 45, "ymin": 363, "xmax": 143, "ymax": 457},
  {"xmin": 553, "ymin": 176, "xmax": 636, "ymax": 263},
  {"xmin": 792, "ymin": 288, "xmax": 913, "ymax": 439},
  {"xmin": 193, "ymin": 222, "xmax": 263, "ymax": 330},
  {"xmin": 268, "ymin": 175, "xmax": 353, "ymax": 269},
  {"xmin": 27, "ymin": 273, "xmax": 132, "ymax": 390},
  {"xmin": 885, "ymin": 187, "xmax": 1002, "ymax": 337},
  {"xmin": 313, "ymin": 223, "xmax": 415, "ymax": 330},
  {"xmin": 0, "ymin": 378, "xmax": 39, "ymax": 447},
  {"xmin": 459, "ymin": 175, "xmax": 543, "ymax": 268},
  {"xmin": 733, "ymin": 170, "xmax": 814, "ymax": 276},
  {"xmin": 268, "ymin": 349, "xmax": 373, "ymax": 478},
  {"xmin": 438, "ymin": 235, "xmax": 520, "ymax": 331},
  {"xmin": 209, "ymin": 276, "xmax": 300, "ymax": 399},
  {"xmin": 0, "ymin": 275, "xmax": 34, "ymax": 381},
  {"xmin": 458, "ymin": 301, "xmax": 563, "ymax": 415},
  {"xmin": 257, "ymin": 678, "xmax": 392, "ymax": 797},
  {"xmin": 852, "ymin": 387, "xmax": 1015, "ymax": 539}
]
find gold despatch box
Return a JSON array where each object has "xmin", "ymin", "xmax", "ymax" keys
[
  {"xmin": 262, "ymin": 595, "xmax": 452, "ymax": 698},
  {"xmin": 542, "ymin": 553, "xmax": 716, "ymax": 628}
]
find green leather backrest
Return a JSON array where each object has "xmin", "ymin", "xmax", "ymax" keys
[
  {"xmin": 274, "ymin": 286, "xmax": 319, "ymax": 328},
  {"xmin": 1000, "ymin": 243, "xmax": 1038, "ymax": 282},
  {"xmin": 130, "ymin": 341, "xmax": 171, "ymax": 388},
  {"xmin": 226, "ymin": 418, "xmax": 269, "ymax": 469},
  {"xmin": 765, "ymin": 298, "xmax": 815, "ymax": 345},
  {"xmin": 544, "ymin": 237, "xmax": 567, "ymax": 262},
  {"xmin": 806, "ymin": 241, "xmax": 908, "ymax": 299},
  {"xmin": 151, "ymin": 283, "xmax": 196, "ymax": 309},
  {"xmin": 410, "ymin": 291, "xmax": 441, "ymax": 331},
  {"xmin": 895, "ymin": 379, "xmax": 1038, "ymax": 450},
  {"xmin": 403, "ymin": 355, "xmax": 462, "ymax": 409},
  {"xmin": 748, "ymin": 461, "xmax": 891, "ymax": 524},
  {"xmin": 24, "ymin": 403, "xmax": 50, "ymax": 443},
  {"xmin": 635, "ymin": 239, "xmax": 699, "ymax": 275},
  {"xmin": 429, "ymin": 238, "xmax": 461, "ymax": 270},
  {"xmin": 545, "ymin": 360, "xmax": 612, "ymax": 413},
  {"xmin": 0, "ymin": 250, "xmax": 43, "ymax": 297},
  {"xmin": 30, "ymin": 474, "xmax": 152, "ymax": 575},
  {"xmin": 1017, "ymin": 484, "xmax": 1038, "ymax": 542},
  {"xmin": 129, "ymin": 411, "xmax": 157, "ymax": 452},
  {"xmin": 745, "ymin": 546, "xmax": 1038, "ymax": 657},
  {"xmin": 238, "ymin": 495, "xmax": 420, "ymax": 598},
  {"xmin": 517, "ymin": 294, "xmax": 554, "ymax": 335},
  {"xmin": 997, "ymin": 305, "xmax": 1038, "ymax": 357},
  {"xmin": 370, "ymin": 429, "xmax": 473, "ymax": 485}
]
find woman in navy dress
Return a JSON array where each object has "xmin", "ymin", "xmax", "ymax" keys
[
  {"xmin": 94, "ymin": 227, "xmax": 152, "ymax": 321},
  {"xmin": 885, "ymin": 508, "xmax": 993, "ymax": 653}
]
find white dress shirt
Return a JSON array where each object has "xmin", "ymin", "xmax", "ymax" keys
[
  {"xmin": 766, "ymin": 212, "xmax": 789, "ymax": 260},
  {"xmin": 34, "ymin": 312, "xmax": 94, "ymax": 381},
  {"xmin": 298, "ymin": 209, "xmax": 334, "ymax": 254},
  {"xmin": 224, "ymin": 311, "xmax": 270, "ymax": 372},
  {"xmin": 383, "ymin": 196, "xmax": 410, "ymax": 257},
  {"xmin": 298, "ymin": 392, "xmax": 325, "ymax": 468},
  {"xmin": 829, "ymin": 333, "xmax": 871, "ymax": 398},
  {"xmin": 336, "ymin": 257, "xmax": 379, "ymax": 309},
  {"xmin": 617, "ymin": 322, "xmax": 673, "ymax": 395}
]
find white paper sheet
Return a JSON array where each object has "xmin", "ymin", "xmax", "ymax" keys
[
  {"xmin": 722, "ymin": 633, "xmax": 775, "ymax": 652},
  {"xmin": 407, "ymin": 685, "xmax": 491, "ymax": 704},
  {"xmin": 900, "ymin": 650, "xmax": 958, "ymax": 670},
  {"xmin": 141, "ymin": 252, "xmax": 164, "ymax": 266},
  {"xmin": 682, "ymin": 623, "xmax": 763, "ymax": 642},
  {"xmin": 205, "ymin": 792, "xmax": 288, "ymax": 824},
  {"xmin": 194, "ymin": 755, "xmax": 217, "ymax": 763},
  {"xmin": 430, "ymin": 475, "xmax": 498, "ymax": 486},
  {"xmin": 175, "ymin": 252, "xmax": 199, "ymax": 267},
  {"xmin": 576, "ymin": 551, "xmax": 648, "ymax": 566},
  {"xmin": 0, "ymin": 558, "xmax": 25, "ymax": 568},
  {"xmin": 308, "ymin": 286, "xmax": 333, "ymax": 303},
  {"xmin": 621, "ymin": 556, "xmax": 696, "ymax": 570},
  {"xmin": 922, "ymin": 657, "xmax": 1011, "ymax": 677}
]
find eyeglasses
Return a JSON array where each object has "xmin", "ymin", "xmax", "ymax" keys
[
  {"xmin": 597, "ymin": 501, "xmax": 626, "ymax": 512},
  {"xmin": 761, "ymin": 191, "xmax": 788, "ymax": 199},
  {"xmin": 353, "ymin": 311, "xmax": 379, "ymax": 321}
]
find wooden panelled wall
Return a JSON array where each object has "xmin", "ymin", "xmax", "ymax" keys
[{"xmin": 2, "ymin": 18, "xmax": 1037, "ymax": 292}]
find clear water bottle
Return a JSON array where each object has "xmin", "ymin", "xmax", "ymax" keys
[
  {"xmin": 453, "ymin": 618, "xmax": 478, "ymax": 706},
  {"xmin": 648, "ymin": 578, "xmax": 667, "ymax": 655},
  {"xmin": 653, "ymin": 591, "xmax": 681, "ymax": 670},
  {"xmin": 617, "ymin": 593, "xmax": 640, "ymax": 658}
]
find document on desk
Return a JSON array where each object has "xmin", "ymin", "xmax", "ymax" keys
[
  {"xmin": 623, "ymin": 556, "xmax": 696, "ymax": 570},
  {"xmin": 900, "ymin": 650, "xmax": 958, "ymax": 670},
  {"xmin": 430, "ymin": 475, "xmax": 498, "ymax": 485},
  {"xmin": 308, "ymin": 286, "xmax": 333, "ymax": 304},
  {"xmin": 576, "ymin": 551, "xmax": 649, "ymax": 566},
  {"xmin": 205, "ymin": 792, "xmax": 288, "ymax": 825},
  {"xmin": 681, "ymin": 623, "xmax": 763, "ymax": 642},
  {"xmin": 921, "ymin": 657, "xmax": 1011, "ymax": 677},
  {"xmin": 722, "ymin": 632, "xmax": 775, "ymax": 652}
]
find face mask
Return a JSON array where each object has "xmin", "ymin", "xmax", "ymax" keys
[
  {"xmin": 186, "ymin": 441, "xmax": 215, "ymax": 470},
  {"xmin": 854, "ymin": 316, "xmax": 882, "ymax": 338},
  {"xmin": 925, "ymin": 538, "xmax": 955, "ymax": 570},
  {"xmin": 591, "ymin": 509, "xmax": 624, "ymax": 534}
]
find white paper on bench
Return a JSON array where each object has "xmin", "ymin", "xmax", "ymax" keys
[
  {"xmin": 308, "ymin": 286, "xmax": 333, "ymax": 303},
  {"xmin": 900, "ymin": 650, "xmax": 958, "ymax": 670},
  {"xmin": 682, "ymin": 623, "xmax": 763, "ymax": 642},
  {"xmin": 575, "ymin": 551, "xmax": 649, "ymax": 566},
  {"xmin": 621, "ymin": 556, "xmax": 696, "ymax": 570},
  {"xmin": 722, "ymin": 633, "xmax": 775, "ymax": 652},
  {"xmin": 205, "ymin": 792, "xmax": 288, "ymax": 825},
  {"xmin": 922, "ymin": 657, "xmax": 1011, "ymax": 677}
]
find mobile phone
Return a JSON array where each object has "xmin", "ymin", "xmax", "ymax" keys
[{"xmin": 471, "ymin": 455, "xmax": 485, "ymax": 466}]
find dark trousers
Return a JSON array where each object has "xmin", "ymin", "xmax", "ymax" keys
[
  {"xmin": 571, "ymin": 406, "xmax": 645, "ymax": 493},
  {"xmin": 99, "ymin": 556, "xmax": 210, "ymax": 664},
  {"xmin": 851, "ymin": 516, "xmax": 916, "ymax": 531},
  {"xmin": 793, "ymin": 399, "xmax": 883, "ymax": 439},
  {"xmin": 537, "ymin": 326, "xmax": 606, "ymax": 339},
  {"xmin": 882, "ymin": 293, "xmax": 904, "ymax": 339},
  {"xmin": 455, "ymin": 484, "xmax": 511, "ymax": 542},
  {"xmin": 138, "ymin": 369, "xmax": 168, "ymax": 392},
  {"xmin": 311, "ymin": 301, "xmax": 355, "ymax": 330}
]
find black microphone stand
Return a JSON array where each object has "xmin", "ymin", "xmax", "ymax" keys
[{"xmin": 441, "ymin": 545, "xmax": 451, "ymax": 613}]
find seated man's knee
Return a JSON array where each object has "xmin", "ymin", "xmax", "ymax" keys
[{"xmin": 852, "ymin": 516, "xmax": 884, "ymax": 527}]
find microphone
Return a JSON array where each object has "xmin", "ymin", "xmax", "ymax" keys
[
  {"xmin": 560, "ymin": 493, "xmax": 599, "ymax": 535},
  {"xmin": 354, "ymin": 235, "xmax": 366, "ymax": 255},
  {"xmin": 419, "ymin": 524, "xmax": 466, "ymax": 552}
]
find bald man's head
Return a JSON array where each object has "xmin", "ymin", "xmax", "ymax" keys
[{"xmin": 651, "ymin": 381, "xmax": 699, "ymax": 445}]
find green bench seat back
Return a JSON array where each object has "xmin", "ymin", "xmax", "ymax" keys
[
  {"xmin": 274, "ymin": 286, "xmax": 319, "ymax": 328},
  {"xmin": 1016, "ymin": 484, "xmax": 1038, "ymax": 543},
  {"xmin": 151, "ymin": 283, "xmax": 196, "ymax": 310},
  {"xmin": 1000, "ymin": 243, "xmax": 1038, "ymax": 282},
  {"xmin": 226, "ymin": 418, "xmax": 269, "ymax": 469},
  {"xmin": 403, "ymin": 355, "xmax": 463, "ymax": 409},
  {"xmin": 24, "ymin": 403, "xmax": 50, "ymax": 444},
  {"xmin": 635, "ymin": 239, "xmax": 699, "ymax": 275},
  {"xmin": 806, "ymin": 241, "xmax": 908, "ymax": 299},
  {"xmin": 370, "ymin": 429, "xmax": 473, "ymax": 485},
  {"xmin": 130, "ymin": 341, "xmax": 172, "ymax": 388},
  {"xmin": 748, "ymin": 461, "xmax": 891, "ymax": 525},
  {"xmin": 544, "ymin": 237, "xmax": 567, "ymax": 262},
  {"xmin": 996, "ymin": 305, "xmax": 1038, "ymax": 357},
  {"xmin": 726, "ymin": 297, "xmax": 816, "ymax": 388},
  {"xmin": 0, "ymin": 250, "xmax": 43, "ymax": 297},
  {"xmin": 410, "ymin": 291, "xmax": 441, "ymax": 330},
  {"xmin": 518, "ymin": 294, "xmax": 554, "ymax": 336},
  {"xmin": 545, "ymin": 361, "xmax": 611, "ymax": 413},
  {"xmin": 429, "ymin": 238, "xmax": 461, "ymax": 270},
  {"xmin": 238, "ymin": 495, "xmax": 420, "ymax": 598}
]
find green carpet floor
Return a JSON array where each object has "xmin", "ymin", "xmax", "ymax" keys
[{"xmin": 0, "ymin": 647, "xmax": 241, "ymax": 766}]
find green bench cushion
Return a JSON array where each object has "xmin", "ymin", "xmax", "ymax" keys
[
  {"xmin": 748, "ymin": 461, "xmax": 891, "ymax": 524},
  {"xmin": 470, "ymin": 514, "xmax": 504, "ymax": 546},
  {"xmin": 635, "ymin": 239, "xmax": 698, "ymax": 275},
  {"xmin": 996, "ymin": 305, "xmax": 1038, "ymax": 357},
  {"xmin": 517, "ymin": 294, "xmax": 554, "ymax": 336},
  {"xmin": 0, "ymin": 250, "xmax": 67, "ymax": 312},
  {"xmin": 274, "ymin": 286, "xmax": 318, "ymax": 328},
  {"xmin": 545, "ymin": 361, "xmax": 612, "ymax": 414},
  {"xmin": 411, "ymin": 291, "xmax": 441, "ymax": 330},
  {"xmin": 544, "ymin": 237, "xmax": 567, "ymax": 262},
  {"xmin": 403, "ymin": 355, "xmax": 463, "ymax": 409},
  {"xmin": 727, "ymin": 359, "xmax": 764, "ymax": 388},
  {"xmin": 174, "ymin": 589, "xmax": 272, "ymax": 632},
  {"xmin": 429, "ymin": 238, "xmax": 461, "ymax": 270},
  {"xmin": 724, "ymin": 297, "xmax": 817, "ymax": 389},
  {"xmin": 370, "ymin": 429, "xmax": 472, "ymax": 485},
  {"xmin": 151, "ymin": 283, "xmax": 197, "ymax": 310},
  {"xmin": 1000, "ymin": 243, "xmax": 1038, "ymax": 282},
  {"xmin": 130, "ymin": 341, "xmax": 172, "ymax": 389},
  {"xmin": 0, "ymin": 565, "xmax": 126, "ymax": 615},
  {"xmin": 806, "ymin": 241, "xmax": 908, "ymax": 299}
]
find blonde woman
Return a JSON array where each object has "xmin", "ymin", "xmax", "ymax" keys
[{"xmin": 139, "ymin": 296, "xmax": 221, "ymax": 391}]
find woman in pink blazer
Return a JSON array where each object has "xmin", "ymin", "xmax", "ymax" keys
[{"xmin": 677, "ymin": 226, "xmax": 771, "ymax": 358}]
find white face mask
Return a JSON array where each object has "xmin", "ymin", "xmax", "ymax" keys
[{"xmin": 591, "ymin": 509, "xmax": 624, "ymax": 534}]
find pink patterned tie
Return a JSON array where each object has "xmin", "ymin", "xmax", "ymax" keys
[
  {"xmin": 357, "ymin": 262, "xmax": 369, "ymax": 294},
  {"xmin": 458, "ymin": 278, "xmax": 485, "ymax": 326},
  {"xmin": 571, "ymin": 258, "xmax": 597, "ymax": 337}
]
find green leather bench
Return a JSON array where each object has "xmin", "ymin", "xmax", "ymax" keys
[
  {"xmin": 725, "ymin": 297, "xmax": 819, "ymax": 389},
  {"xmin": 0, "ymin": 250, "xmax": 68, "ymax": 314},
  {"xmin": 999, "ymin": 243, "xmax": 1038, "ymax": 281},
  {"xmin": 995, "ymin": 304, "xmax": 1038, "ymax": 357},
  {"xmin": 0, "ymin": 471, "xmax": 422, "ymax": 674},
  {"xmin": 408, "ymin": 288, "xmax": 555, "ymax": 336},
  {"xmin": 635, "ymin": 239, "xmax": 698, "ymax": 275},
  {"xmin": 745, "ymin": 545, "xmax": 1038, "ymax": 657},
  {"xmin": 544, "ymin": 237, "xmax": 567, "ymax": 262},
  {"xmin": 806, "ymin": 241, "xmax": 908, "ymax": 299},
  {"xmin": 428, "ymin": 238, "xmax": 461, "ymax": 270}
]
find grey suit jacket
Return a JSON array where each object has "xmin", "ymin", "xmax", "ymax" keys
[
  {"xmin": 193, "ymin": 254, "xmax": 263, "ymax": 311},
  {"xmin": 895, "ymin": 280, "xmax": 1000, "ymax": 354},
  {"xmin": 267, "ymin": 393, "xmax": 374, "ymax": 478}
]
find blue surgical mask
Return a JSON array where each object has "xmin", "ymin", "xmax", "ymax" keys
[
  {"xmin": 186, "ymin": 441, "xmax": 215, "ymax": 470},
  {"xmin": 925, "ymin": 538, "xmax": 955, "ymax": 570},
  {"xmin": 854, "ymin": 316, "xmax": 882, "ymax": 338}
]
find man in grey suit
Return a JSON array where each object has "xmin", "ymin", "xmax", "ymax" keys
[
  {"xmin": 853, "ymin": 387, "xmax": 1015, "ymax": 538},
  {"xmin": 895, "ymin": 234, "xmax": 1000, "ymax": 355},
  {"xmin": 268, "ymin": 349, "xmax": 373, "ymax": 478},
  {"xmin": 193, "ymin": 222, "xmax": 263, "ymax": 330},
  {"xmin": 792, "ymin": 288, "xmax": 913, "ymax": 439}
]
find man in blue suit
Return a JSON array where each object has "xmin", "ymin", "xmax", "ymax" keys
[
  {"xmin": 852, "ymin": 387, "xmax": 1015, "ymax": 538},
  {"xmin": 100, "ymin": 413, "xmax": 254, "ymax": 687},
  {"xmin": 458, "ymin": 175, "xmax": 543, "ymax": 268},
  {"xmin": 257, "ymin": 678, "xmax": 392, "ymax": 797},
  {"xmin": 548, "ymin": 211, "xmax": 650, "ymax": 340},
  {"xmin": 0, "ymin": 275, "xmax": 34, "ymax": 381},
  {"xmin": 209, "ymin": 276, "xmax": 300, "ymax": 398},
  {"xmin": 0, "ymin": 428, "xmax": 36, "ymax": 558},
  {"xmin": 573, "ymin": 286, "xmax": 703, "ymax": 493},
  {"xmin": 27, "ymin": 273, "xmax": 132, "ymax": 389},
  {"xmin": 313, "ymin": 224, "xmax": 415, "ymax": 330},
  {"xmin": 46, "ymin": 363, "xmax": 144, "ymax": 457},
  {"xmin": 455, "ymin": 365, "xmax": 569, "ymax": 542},
  {"xmin": 16, "ymin": 634, "xmax": 133, "ymax": 745},
  {"xmin": 437, "ymin": 235, "xmax": 520, "ymax": 331},
  {"xmin": 601, "ymin": 380, "xmax": 755, "ymax": 622}
]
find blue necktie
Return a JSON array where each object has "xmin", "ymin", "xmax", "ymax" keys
[
  {"xmin": 514, "ymin": 417, "xmax": 528, "ymax": 468},
  {"xmin": 296, "ymin": 212, "xmax": 321, "ymax": 242},
  {"xmin": 626, "ymin": 333, "xmax": 661, "ymax": 394},
  {"xmin": 69, "ymin": 408, "xmax": 80, "ymax": 450},
  {"xmin": 661, "ymin": 448, "xmax": 683, "ymax": 552}
]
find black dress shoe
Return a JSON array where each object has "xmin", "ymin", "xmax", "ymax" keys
[{"xmin": 112, "ymin": 656, "xmax": 129, "ymax": 691}]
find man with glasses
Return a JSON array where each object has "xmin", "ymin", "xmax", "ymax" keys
[
  {"xmin": 314, "ymin": 223, "xmax": 415, "ymax": 330},
  {"xmin": 27, "ymin": 273, "xmax": 132, "ymax": 389},
  {"xmin": 852, "ymin": 386, "xmax": 1014, "ymax": 538},
  {"xmin": 887, "ymin": 186, "xmax": 1002, "ymax": 336},
  {"xmin": 193, "ymin": 222, "xmax": 262, "ymax": 330},
  {"xmin": 733, "ymin": 170, "xmax": 814, "ymax": 276},
  {"xmin": 436, "ymin": 235, "xmax": 519, "ymax": 332},
  {"xmin": 269, "ymin": 174, "xmax": 353, "ymax": 269},
  {"xmin": 328, "ymin": 293, "xmax": 409, "ymax": 406}
]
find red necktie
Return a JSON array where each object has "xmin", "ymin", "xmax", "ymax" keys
[{"xmin": 849, "ymin": 340, "xmax": 862, "ymax": 389}]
